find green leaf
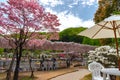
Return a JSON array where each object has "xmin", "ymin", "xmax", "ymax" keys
[{"xmin": 112, "ymin": 11, "xmax": 120, "ymax": 15}]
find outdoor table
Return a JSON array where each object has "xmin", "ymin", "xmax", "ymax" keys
[{"xmin": 101, "ymin": 68, "xmax": 120, "ymax": 80}]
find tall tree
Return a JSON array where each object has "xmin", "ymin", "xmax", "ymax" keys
[
  {"xmin": 82, "ymin": 37, "xmax": 100, "ymax": 46},
  {"xmin": 93, "ymin": 0, "xmax": 120, "ymax": 45},
  {"xmin": 0, "ymin": 0, "xmax": 60, "ymax": 80},
  {"xmin": 112, "ymin": 0, "xmax": 120, "ymax": 11},
  {"xmin": 94, "ymin": 0, "xmax": 113, "ymax": 23},
  {"xmin": 94, "ymin": 0, "xmax": 120, "ymax": 23},
  {"xmin": 59, "ymin": 27, "xmax": 86, "ymax": 43},
  {"xmin": 59, "ymin": 27, "xmax": 100, "ymax": 45}
]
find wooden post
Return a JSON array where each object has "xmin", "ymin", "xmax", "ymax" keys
[{"xmin": 116, "ymin": 76, "xmax": 120, "ymax": 80}]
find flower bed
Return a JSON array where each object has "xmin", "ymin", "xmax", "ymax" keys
[{"xmin": 88, "ymin": 46, "xmax": 118, "ymax": 67}]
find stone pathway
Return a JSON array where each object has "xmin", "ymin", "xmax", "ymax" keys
[{"xmin": 50, "ymin": 69, "xmax": 91, "ymax": 80}]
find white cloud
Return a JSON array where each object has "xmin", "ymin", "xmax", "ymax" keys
[
  {"xmin": 81, "ymin": 0, "xmax": 98, "ymax": 6},
  {"xmin": 40, "ymin": 0, "xmax": 97, "ymax": 31},
  {"xmin": 68, "ymin": 0, "xmax": 79, "ymax": 8},
  {"xmin": 45, "ymin": 8, "xmax": 95, "ymax": 31},
  {"xmin": 58, "ymin": 12, "xmax": 95, "ymax": 31},
  {"xmin": 45, "ymin": 8, "xmax": 57, "ymax": 14},
  {"xmin": 39, "ymin": 0, "xmax": 98, "ymax": 8},
  {"xmin": 39, "ymin": 0, "xmax": 64, "ymax": 7},
  {"xmin": 80, "ymin": 20, "xmax": 95, "ymax": 28}
]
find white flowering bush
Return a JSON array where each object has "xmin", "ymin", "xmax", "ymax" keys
[{"xmin": 88, "ymin": 46, "xmax": 118, "ymax": 67}]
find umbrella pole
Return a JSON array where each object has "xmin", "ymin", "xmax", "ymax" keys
[
  {"xmin": 114, "ymin": 30, "xmax": 119, "ymax": 58},
  {"xmin": 114, "ymin": 36, "xmax": 120, "ymax": 70},
  {"xmin": 113, "ymin": 21, "xmax": 120, "ymax": 70},
  {"xmin": 113, "ymin": 21, "xmax": 119, "ymax": 56}
]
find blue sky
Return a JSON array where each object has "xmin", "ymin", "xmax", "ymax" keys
[
  {"xmin": 0, "ymin": 0, "xmax": 6, "ymax": 3},
  {"xmin": 0, "ymin": 0, "xmax": 99, "ymax": 31}
]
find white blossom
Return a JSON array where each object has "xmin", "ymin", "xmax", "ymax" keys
[{"xmin": 88, "ymin": 46, "xmax": 118, "ymax": 67}]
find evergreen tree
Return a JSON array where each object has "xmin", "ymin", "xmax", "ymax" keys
[
  {"xmin": 94, "ymin": 0, "xmax": 113, "ymax": 23},
  {"xmin": 59, "ymin": 27, "xmax": 86, "ymax": 43},
  {"xmin": 94, "ymin": 0, "xmax": 120, "ymax": 45},
  {"xmin": 59, "ymin": 27, "xmax": 100, "ymax": 46}
]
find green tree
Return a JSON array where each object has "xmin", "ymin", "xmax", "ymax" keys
[
  {"xmin": 59, "ymin": 27, "xmax": 100, "ymax": 46},
  {"xmin": 0, "ymin": 48, "xmax": 4, "ymax": 58},
  {"xmin": 112, "ymin": 0, "xmax": 120, "ymax": 11},
  {"xmin": 82, "ymin": 37, "xmax": 100, "ymax": 46},
  {"xmin": 93, "ymin": 0, "xmax": 120, "ymax": 45},
  {"xmin": 94, "ymin": 0, "xmax": 113, "ymax": 23},
  {"xmin": 0, "ymin": 48, "xmax": 4, "ymax": 54},
  {"xmin": 59, "ymin": 27, "xmax": 86, "ymax": 43}
]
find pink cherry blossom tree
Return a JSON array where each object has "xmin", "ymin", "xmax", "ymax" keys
[{"xmin": 0, "ymin": 0, "xmax": 60, "ymax": 80}]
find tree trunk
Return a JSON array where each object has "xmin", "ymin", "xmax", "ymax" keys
[
  {"xmin": 13, "ymin": 46, "xmax": 22, "ymax": 80},
  {"xmin": 28, "ymin": 56, "xmax": 34, "ymax": 78},
  {"xmin": 6, "ymin": 53, "xmax": 15, "ymax": 80}
]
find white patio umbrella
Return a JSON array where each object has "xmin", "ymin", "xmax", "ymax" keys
[{"xmin": 78, "ymin": 15, "xmax": 120, "ymax": 69}]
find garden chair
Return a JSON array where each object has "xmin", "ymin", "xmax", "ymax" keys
[
  {"xmin": 88, "ymin": 61, "xmax": 110, "ymax": 80},
  {"xmin": 41, "ymin": 61, "xmax": 48, "ymax": 71},
  {"xmin": 47, "ymin": 61, "xmax": 52, "ymax": 70}
]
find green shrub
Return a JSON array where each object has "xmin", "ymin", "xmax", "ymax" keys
[{"xmin": 80, "ymin": 74, "xmax": 92, "ymax": 80}]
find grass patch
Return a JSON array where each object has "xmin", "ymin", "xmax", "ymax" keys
[
  {"xmin": 0, "ymin": 72, "xmax": 6, "ymax": 80},
  {"xmin": 80, "ymin": 73, "xmax": 92, "ymax": 80}
]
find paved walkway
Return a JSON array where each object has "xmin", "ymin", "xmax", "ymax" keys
[{"xmin": 50, "ymin": 69, "xmax": 91, "ymax": 80}]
